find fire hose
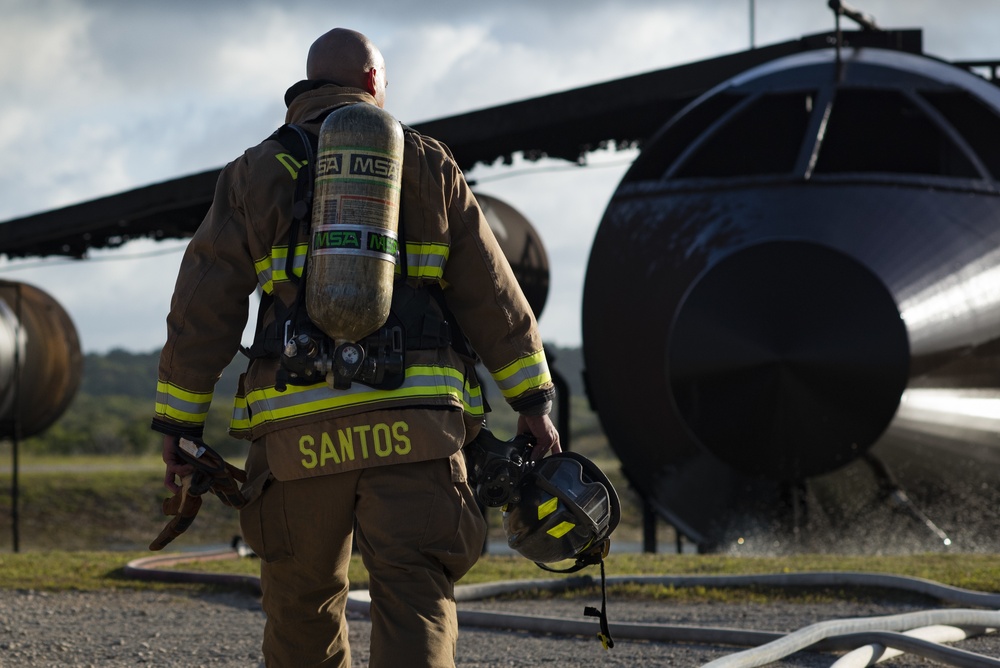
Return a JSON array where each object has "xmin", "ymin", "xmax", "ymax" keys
[{"xmin": 124, "ymin": 549, "xmax": 1000, "ymax": 666}]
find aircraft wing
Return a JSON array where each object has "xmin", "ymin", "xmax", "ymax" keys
[{"xmin": 0, "ymin": 30, "xmax": 921, "ymax": 259}]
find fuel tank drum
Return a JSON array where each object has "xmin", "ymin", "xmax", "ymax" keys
[
  {"xmin": 0, "ymin": 281, "xmax": 82, "ymax": 438},
  {"xmin": 474, "ymin": 192, "xmax": 550, "ymax": 318},
  {"xmin": 307, "ymin": 103, "xmax": 404, "ymax": 343},
  {"xmin": 583, "ymin": 47, "xmax": 1000, "ymax": 550}
]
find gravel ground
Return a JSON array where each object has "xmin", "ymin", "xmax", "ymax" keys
[{"xmin": 2, "ymin": 588, "xmax": 1000, "ymax": 667}]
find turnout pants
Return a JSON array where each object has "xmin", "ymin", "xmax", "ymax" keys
[{"xmin": 239, "ymin": 453, "xmax": 486, "ymax": 667}]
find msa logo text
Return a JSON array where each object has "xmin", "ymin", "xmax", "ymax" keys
[{"xmin": 349, "ymin": 153, "xmax": 399, "ymax": 181}]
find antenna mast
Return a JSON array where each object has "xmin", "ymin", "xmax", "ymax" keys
[{"xmin": 828, "ymin": 1, "xmax": 881, "ymax": 78}]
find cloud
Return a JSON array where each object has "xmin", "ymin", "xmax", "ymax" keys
[{"xmin": 1, "ymin": 0, "xmax": 998, "ymax": 352}]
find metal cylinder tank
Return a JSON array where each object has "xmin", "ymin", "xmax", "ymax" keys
[
  {"xmin": 476, "ymin": 192, "xmax": 550, "ymax": 318},
  {"xmin": 583, "ymin": 47, "xmax": 1000, "ymax": 552},
  {"xmin": 0, "ymin": 281, "xmax": 83, "ymax": 438}
]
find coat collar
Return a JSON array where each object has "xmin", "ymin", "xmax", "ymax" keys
[{"xmin": 283, "ymin": 80, "xmax": 377, "ymax": 125}]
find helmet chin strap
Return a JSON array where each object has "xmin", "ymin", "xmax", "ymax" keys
[
  {"xmin": 584, "ymin": 558, "xmax": 615, "ymax": 650},
  {"xmin": 534, "ymin": 539, "xmax": 615, "ymax": 650}
]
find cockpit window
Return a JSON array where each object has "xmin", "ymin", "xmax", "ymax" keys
[
  {"xmin": 920, "ymin": 90, "xmax": 1000, "ymax": 180},
  {"xmin": 623, "ymin": 93, "xmax": 745, "ymax": 182},
  {"xmin": 671, "ymin": 91, "xmax": 814, "ymax": 178},
  {"xmin": 813, "ymin": 89, "xmax": 979, "ymax": 178}
]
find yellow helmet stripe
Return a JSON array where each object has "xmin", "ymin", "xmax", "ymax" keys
[
  {"xmin": 537, "ymin": 496, "xmax": 559, "ymax": 520},
  {"xmin": 546, "ymin": 521, "xmax": 576, "ymax": 539}
]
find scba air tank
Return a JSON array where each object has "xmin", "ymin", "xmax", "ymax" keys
[{"xmin": 307, "ymin": 103, "xmax": 404, "ymax": 343}]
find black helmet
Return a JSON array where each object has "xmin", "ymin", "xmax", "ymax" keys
[{"xmin": 502, "ymin": 451, "xmax": 621, "ymax": 566}]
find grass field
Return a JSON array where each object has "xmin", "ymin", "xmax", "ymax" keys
[
  {"xmin": 3, "ymin": 549, "xmax": 1000, "ymax": 608},
  {"xmin": 0, "ymin": 430, "xmax": 656, "ymax": 554},
  {"xmin": 0, "ymin": 455, "xmax": 242, "ymax": 552},
  {"xmin": 2, "ymin": 452, "xmax": 999, "ymax": 604}
]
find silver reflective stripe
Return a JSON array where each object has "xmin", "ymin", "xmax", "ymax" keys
[
  {"xmin": 234, "ymin": 364, "xmax": 484, "ymax": 431},
  {"xmin": 259, "ymin": 245, "xmax": 309, "ymax": 292},
  {"xmin": 405, "ymin": 242, "xmax": 448, "ymax": 279},
  {"xmin": 155, "ymin": 381, "xmax": 212, "ymax": 423},
  {"xmin": 492, "ymin": 352, "xmax": 551, "ymax": 398},
  {"xmin": 311, "ymin": 224, "xmax": 399, "ymax": 264}
]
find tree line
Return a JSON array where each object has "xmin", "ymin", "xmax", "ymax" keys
[{"xmin": 24, "ymin": 349, "xmax": 246, "ymax": 457}]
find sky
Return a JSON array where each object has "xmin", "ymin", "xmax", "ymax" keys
[{"xmin": 0, "ymin": 0, "xmax": 998, "ymax": 354}]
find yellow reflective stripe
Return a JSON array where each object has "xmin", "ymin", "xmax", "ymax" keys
[
  {"xmin": 234, "ymin": 364, "xmax": 483, "ymax": 431},
  {"xmin": 230, "ymin": 395, "xmax": 250, "ymax": 432},
  {"xmin": 253, "ymin": 255, "xmax": 274, "ymax": 294},
  {"xmin": 537, "ymin": 496, "xmax": 559, "ymax": 520},
  {"xmin": 492, "ymin": 350, "xmax": 552, "ymax": 399},
  {"xmin": 275, "ymin": 152, "xmax": 305, "ymax": 179},
  {"xmin": 403, "ymin": 241, "xmax": 448, "ymax": 280},
  {"xmin": 154, "ymin": 381, "xmax": 213, "ymax": 425},
  {"xmin": 547, "ymin": 521, "xmax": 576, "ymax": 538},
  {"xmin": 257, "ymin": 244, "xmax": 309, "ymax": 293},
  {"xmin": 463, "ymin": 381, "xmax": 485, "ymax": 416}
]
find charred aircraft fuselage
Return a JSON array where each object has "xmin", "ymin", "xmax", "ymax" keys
[{"xmin": 583, "ymin": 47, "xmax": 1000, "ymax": 552}]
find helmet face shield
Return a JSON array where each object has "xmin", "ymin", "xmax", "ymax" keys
[{"xmin": 503, "ymin": 452, "xmax": 621, "ymax": 564}]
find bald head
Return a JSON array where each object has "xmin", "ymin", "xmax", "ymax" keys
[{"xmin": 307, "ymin": 28, "xmax": 387, "ymax": 107}]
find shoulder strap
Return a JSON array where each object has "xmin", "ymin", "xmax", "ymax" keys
[
  {"xmin": 271, "ymin": 123, "xmax": 319, "ymax": 286},
  {"xmin": 241, "ymin": 123, "xmax": 319, "ymax": 360}
]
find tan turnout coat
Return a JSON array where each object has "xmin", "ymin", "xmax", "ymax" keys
[{"xmin": 153, "ymin": 85, "xmax": 553, "ymax": 489}]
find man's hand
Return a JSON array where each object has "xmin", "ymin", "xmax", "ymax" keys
[
  {"xmin": 162, "ymin": 434, "xmax": 194, "ymax": 493},
  {"xmin": 517, "ymin": 413, "xmax": 561, "ymax": 461}
]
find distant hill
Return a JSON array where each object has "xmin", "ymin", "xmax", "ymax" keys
[
  {"xmin": 83, "ymin": 348, "xmax": 247, "ymax": 398},
  {"xmin": 26, "ymin": 349, "xmax": 251, "ymax": 456},
  {"xmin": 81, "ymin": 349, "xmax": 160, "ymax": 399}
]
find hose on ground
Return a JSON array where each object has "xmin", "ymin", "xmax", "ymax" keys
[
  {"xmin": 124, "ymin": 550, "xmax": 1000, "ymax": 666},
  {"xmin": 830, "ymin": 625, "xmax": 992, "ymax": 668},
  {"xmin": 698, "ymin": 610, "xmax": 1000, "ymax": 668}
]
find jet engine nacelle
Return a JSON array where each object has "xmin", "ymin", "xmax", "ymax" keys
[{"xmin": 583, "ymin": 46, "xmax": 1000, "ymax": 552}]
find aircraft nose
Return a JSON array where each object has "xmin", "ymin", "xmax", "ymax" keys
[{"xmin": 668, "ymin": 240, "xmax": 910, "ymax": 480}]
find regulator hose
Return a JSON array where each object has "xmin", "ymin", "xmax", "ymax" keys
[{"xmin": 124, "ymin": 550, "xmax": 1000, "ymax": 666}]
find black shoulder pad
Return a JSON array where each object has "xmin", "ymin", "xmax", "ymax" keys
[{"xmin": 270, "ymin": 124, "xmax": 318, "ymax": 161}]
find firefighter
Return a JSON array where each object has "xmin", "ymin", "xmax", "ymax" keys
[{"xmin": 152, "ymin": 27, "xmax": 559, "ymax": 667}]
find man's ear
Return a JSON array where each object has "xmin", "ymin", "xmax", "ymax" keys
[{"xmin": 365, "ymin": 67, "xmax": 379, "ymax": 96}]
